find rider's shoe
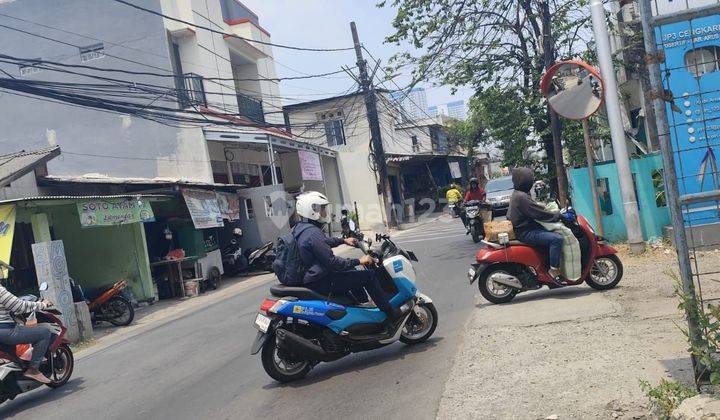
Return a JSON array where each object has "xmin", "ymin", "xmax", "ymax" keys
[{"xmin": 24, "ymin": 368, "xmax": 51, "ymax": 384}]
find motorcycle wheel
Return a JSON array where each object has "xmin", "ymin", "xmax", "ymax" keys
[
  {"xmin": 400, "ymin": 302, "xmax": 438, "ymax": 345},
  {"xmin": 45, "ymin": 344, "xmax": 74, "ymax": 388},
  {"xmin": 208, "ymin": 266, "xmax": 222, "ymax": 290},
  {"xmin": 261, "ymin": 332, "xmax": 311, "ymax": 383},
  {"xmin": 586, "ymin": 255, "xmax": 623, "ymax": 290},
  {"xmin": 471, "ymin": 224, "xmax": 481, "ymax": 243},
  {"xmin": 478, "ymin": 266, "xmax": 518, "ymax": 304},
  {"xmin": 106, "ymin": 296, "xmax": 135, "ymax": 326}
]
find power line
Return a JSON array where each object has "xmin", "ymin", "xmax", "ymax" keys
[
  {"xmin": 0, "ymin": 22, "xmax": 353, "ymax": 104},
  {"xmin": 111, "ymin": 0, "xmax": 354, "ymax": 53}
]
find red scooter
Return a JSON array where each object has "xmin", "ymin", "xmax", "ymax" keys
[
  {"xmin": 467, "ymin": 209, "xmax": 623, "ymax": 304},
  {"xmin": 0, "ymin": 282, "xmax": 74, "ymax": 404}
]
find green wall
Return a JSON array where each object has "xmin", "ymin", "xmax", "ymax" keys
[{"xmin": 37, "ymin": 204, "xmax": 154, "ymax": 302}]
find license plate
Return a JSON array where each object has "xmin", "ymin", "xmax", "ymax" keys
[
  {"xmin": 467, "ymin": 267, "xmax": 477, "ymax": 283},
  {"xmin": 254, "ymin": 313, "xmax": 271, "ymax": 333}
]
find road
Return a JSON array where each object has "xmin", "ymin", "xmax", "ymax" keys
[{"xmin": 0, "ymin": 216, "xmax": 479, "ymax": 420}]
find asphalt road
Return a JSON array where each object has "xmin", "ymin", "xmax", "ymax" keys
[{"xmin": 0, "ymin": 216, "xmax": 480, "ymax": 420}]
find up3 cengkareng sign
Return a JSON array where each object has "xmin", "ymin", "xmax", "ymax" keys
[{"xmin": 77, "ymin": 198, "xmax": 154, "ymax": 227}]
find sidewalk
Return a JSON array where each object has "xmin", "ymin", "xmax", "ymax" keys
[{"xmin": 437, "ymin": 244, "xmax": 720, "ymax": 419}]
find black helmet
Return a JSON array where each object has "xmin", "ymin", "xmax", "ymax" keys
[{"xmin": 470, "ymin": 177, "xmax": 479, "ymax": 186}]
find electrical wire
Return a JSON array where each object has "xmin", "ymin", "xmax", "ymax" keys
[{"xmin": 110, "ymin": 0, "xmax": 355, "ymax": 53}]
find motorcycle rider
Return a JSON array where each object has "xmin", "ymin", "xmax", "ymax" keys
[
  {"xmin": 507, "ymin": 167, "xmax": 570, "ymax": 285},
  {"xmin": 0, "ymin": 284, "xmax": 53, "ymax": 384},
  {"xmin": 464, "ymin": 177, "xmax": 486, "ymax": 203},
  {"xmin": 293, "ymin": 191, "xmax": 402, "ymax": 322},
  {"xmin": 445, "ymin": 184, "xmax": 466, "ymax": 226}
]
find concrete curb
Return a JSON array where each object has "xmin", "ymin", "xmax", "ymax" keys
[
  {"xmin": 75, "ymin": 246, "xmax": 361, "ymax": 360},
  {"xmin": 75, "ymin": 273, "xmax": 276, "ymax": 360}
]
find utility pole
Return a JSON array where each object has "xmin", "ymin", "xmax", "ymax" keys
[
  {"xmin": 589, "ymin": 0, "xmax": 645, "ymax": 254},
  {"xmin": 539, "ymin": 0, "xmax": 569, "ymax": 206},
  {"xmin": 350, "ymin": 21, "xmax": 392, "ymax": 227}
]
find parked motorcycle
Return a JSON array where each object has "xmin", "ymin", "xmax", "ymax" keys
[
  {"xmin": 0, "ymin": 282, "xmax": 74, "ymax": 404},
  {"xmin": 464, "ymin": 200, "xmax": 492, "ymax": 243},
  {"xmin": 340, "ymin": 213, "xmax": 363, "ymax": 240},
  {"xmin": 76, "ymin": 279, "xmax": 135, "ymax": 326},
  {"xmin": 246, "ymin": 241, "xmax": 276, "ymax": 273},
  {"xmin": 251, "ymin": 234, "xmax": 438, "ymax": 383},
  {"xmin": 467, "ymin": 209, "xmax": 623, "ymax": 304},
  {"xmin": 222, "ymin": 228, "xmax": 248, "ymax": 276}
]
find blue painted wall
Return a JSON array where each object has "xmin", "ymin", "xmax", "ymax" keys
[
  {"xmin": 656, "ymin": 15, "xmax": 720, "ymax": 226},
  {"xmin": 569, "ymin": 153, "xmax": 670, "ymax": 242}
]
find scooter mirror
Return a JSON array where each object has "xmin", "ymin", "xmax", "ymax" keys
[{"xmin": 39, "ymin": 282, "xmax": 49, "ymax": 291}]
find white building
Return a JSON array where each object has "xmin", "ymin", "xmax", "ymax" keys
[
  {"xmin": 284, "ymin": 92, "xmax": 468, "ymax": 230},
  {"xmin": 390, "ymin": 87, "xmax": 429, "ymax": 121}
]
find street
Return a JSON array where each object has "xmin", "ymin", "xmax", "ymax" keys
[{"xmin": 0, "ymin": 217, "xmax": 478, "ymax": 420}]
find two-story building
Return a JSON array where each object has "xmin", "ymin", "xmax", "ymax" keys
[
  {"xmin": 0, "ymin": 0, "xmax": 344, "ymax": 303},
  {"xmin": 284, "ymin": 91, "xmax": 468, "ymax": 230}
]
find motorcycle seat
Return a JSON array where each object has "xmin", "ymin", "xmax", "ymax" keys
[{"xmin": 270, "ymin": 284, "xmax": 357, "ymax": 306}]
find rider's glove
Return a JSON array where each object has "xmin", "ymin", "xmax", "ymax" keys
[{"xmin": 560, "ymin": 211, "xmax": 576, "ymax": 223}]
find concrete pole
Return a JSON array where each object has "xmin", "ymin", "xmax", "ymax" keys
[
  {"xmin": 582, "ymin": 119, "xmax": 604, "ymax": 235},
  {"xmin": 589, "ymin": 0, "xmax": 645, "ymax": 253}
]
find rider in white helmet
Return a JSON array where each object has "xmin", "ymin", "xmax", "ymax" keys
[{"xmin": 292, "ymin": 192, "xmax": 401, "ymax": 321}]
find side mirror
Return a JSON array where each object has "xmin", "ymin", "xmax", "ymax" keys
[{"xmin": 39, "ymin": 282, "xmax": 48, "ymax": 291}]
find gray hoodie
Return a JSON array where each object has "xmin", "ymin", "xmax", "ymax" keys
[{"xmin": 507, "ymin": 168, "xmax": 560, "ymax": 234}]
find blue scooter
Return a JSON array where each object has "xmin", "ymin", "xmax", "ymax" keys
[{"xmin": 251, "ymin": 234, "xmax": 438, "ymax": 382}]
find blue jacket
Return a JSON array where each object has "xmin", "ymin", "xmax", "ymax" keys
[{"xmin": 294, "ymin": 222, "xmax": 360, "ymax": 284}]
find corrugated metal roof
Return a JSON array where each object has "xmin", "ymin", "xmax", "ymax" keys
[
  {"xmin": 0, "ymin": 146, "xmax": 61, "ymax": 188},
  {"xmin": 0, "ymin": 194, "xmax": 171, "ymax": 205},
  {"xmin": 41, "ymin": 175, "xmax": 245, "ymax": 188}
]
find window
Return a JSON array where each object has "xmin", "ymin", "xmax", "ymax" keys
[
  {"xmin": 244, "ymin": 198, "xmax": 254, "ymax": 220},
  {"xmin": 324, "ymin": 120, "xmax": 346, "ymax": 146},
  {"xmin": 411, "ymin": 135, "xmax": 419, "ymax": 152},
  {"xmin": 685, "ymin": 46, "xmax": 720, "ymax": 77},
  {"xmin": 19, "ymin": 59, "xmax": 42, "ymax": 77},
  {"xmin": 79, "ymin": 43, "xmax": 105, "ymax": 62},
  {"xmin": 652, "ymin": 169, "xmax": 667, "ymax": 207},
  {"xmin": 596, "ymin": 178, "xmax": 613, "ymax": 215}
]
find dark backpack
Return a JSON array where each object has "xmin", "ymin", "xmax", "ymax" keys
[{"xmin": 272, "ymin": 226, "xmax": 306, "ymax": 285}]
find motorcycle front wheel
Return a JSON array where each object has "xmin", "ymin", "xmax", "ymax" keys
[
  {"xmin": 45, "ymin": 344, "xmax": 74, "ymax": 388},
  {"xmin": 105, "ymin": 296, "xmax": 135, "ymax": 326},
  {"xmin": 400, "ymin": 302, "xmax": 438, "ymax": 345},
  {"xmin": 261, "ymin": 332, "xmax": 311, "ymax": 383},
  {"xmin": 471, "ymin": 224, "xmax": 481, "ymax": 243}
]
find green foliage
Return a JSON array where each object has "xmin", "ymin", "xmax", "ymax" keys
[
  {"xmin": 676, "ymin": 277, "xmax": 720, "ymax": 385},
  {"xmin": 559, "ymin": 116, "xmax": 612, "ymax": 167},
  {"xmin": 380, "ymin": 0, "xmax": 600, "ymax": 174},
  {"xmin": 639, "ymin": 379, "xmax": 697, "ymax": 419}
]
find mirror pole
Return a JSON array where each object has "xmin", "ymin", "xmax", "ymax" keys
[{"xmin": 582, "ymin": 118, "xmax": 604, "ymax": 236}]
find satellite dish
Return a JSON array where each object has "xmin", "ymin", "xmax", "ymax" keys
[{"xmin": 541, "ymin": 60, "xmax": 604, "ymax": 120}]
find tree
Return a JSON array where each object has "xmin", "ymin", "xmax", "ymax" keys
[{"xmin": 381, "ymin": 0, "xmax": 595, "ymax": 196}]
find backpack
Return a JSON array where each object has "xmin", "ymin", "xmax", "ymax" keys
[{"xmin": 272, "ymin": 226, "xmax": 307, "ymax": 285}]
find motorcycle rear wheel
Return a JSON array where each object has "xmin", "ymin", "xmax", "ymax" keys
[
  {"xmin": 261, "ymin": 332, "xmax": 311, "ymax": 383},
  {"xmin": 106, "ymin": 296, "xmax": 135, "ymax": 326},
  {"xmin": 400, "ymin": 302, "xmax": 438, "ymax": 345},
  {"xmin": 479, "ymin": 266, "xmax": 518, "ymax": 304},
  {"xmin": 45, "ymin": 344, "xmax": 74, "ymax": 388}
]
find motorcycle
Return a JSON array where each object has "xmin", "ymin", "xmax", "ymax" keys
[
  {"xmin": 251, "ymin": 234, "xmax": 438, "ymax": 383},
  {"xmin": 222, "ymin": 228, "xmax": 248, "ymax": 276},
  {"xmin": 74, "ymin": 279, "xmax": 135, "ymax": 327},
  {"xmin": 467, "ymin": 209, "xmax": 623, "ymax": 304},
  {"xmin": 246, "ymin": 241, "xmax": 276, "ymax": 273},
  {"xmin": 0, "ymin": 281, "xmax": 75, "ymax": 404},
  {"xmin": 464, "ymin": 200, "xmax": 492, "ymax": 243},
  {"xmin": 340, "ymin": 214, "xmax": 363, "ymax": 240},
  {"xmin": 448, "ymin": 202, "xmax": 460, "ymax": 218}
]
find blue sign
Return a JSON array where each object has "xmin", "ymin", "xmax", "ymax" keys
[{"xmin": 656, "ymin": 15, "xmax": 720, "ymax": 225}]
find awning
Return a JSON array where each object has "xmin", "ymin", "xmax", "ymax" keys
[{"xmin": 0, "ymin": 146, "xmax": 61, "ymax": 188}]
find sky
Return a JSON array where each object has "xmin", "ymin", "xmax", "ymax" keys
[{"xmin": 240, "ymin": 0, "xmax": 474, "ymax": 108}]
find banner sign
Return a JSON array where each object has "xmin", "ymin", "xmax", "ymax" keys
[
  {"xmin": 0, "ymin": 205, "xmax": 16, "ymax": 278},
  {"xmin": 78, "ymin": 198, "xmax": 154, "ymax": 228},
  {"xmin": 656, "ymin": 14, "xmax": 720, "ymax": 224},
  {"xmin": 216, "ymin": 192, "xmax": 240, "ymax": 221},
  {"xmin": 298, "ymin": 150, "xmax": 323, "ymax": 181},
  {"xmin": 448, "ymin": 161, "xmax": 462, "ymax": 179},
  {"xmin": 182, "ymin": 189, "xmax": 224, "ymax": 229}
]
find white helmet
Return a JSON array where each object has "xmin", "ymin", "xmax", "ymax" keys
[{"xmin": 295, "ymin": 191, "xmax": 330, "ymax": 223}]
